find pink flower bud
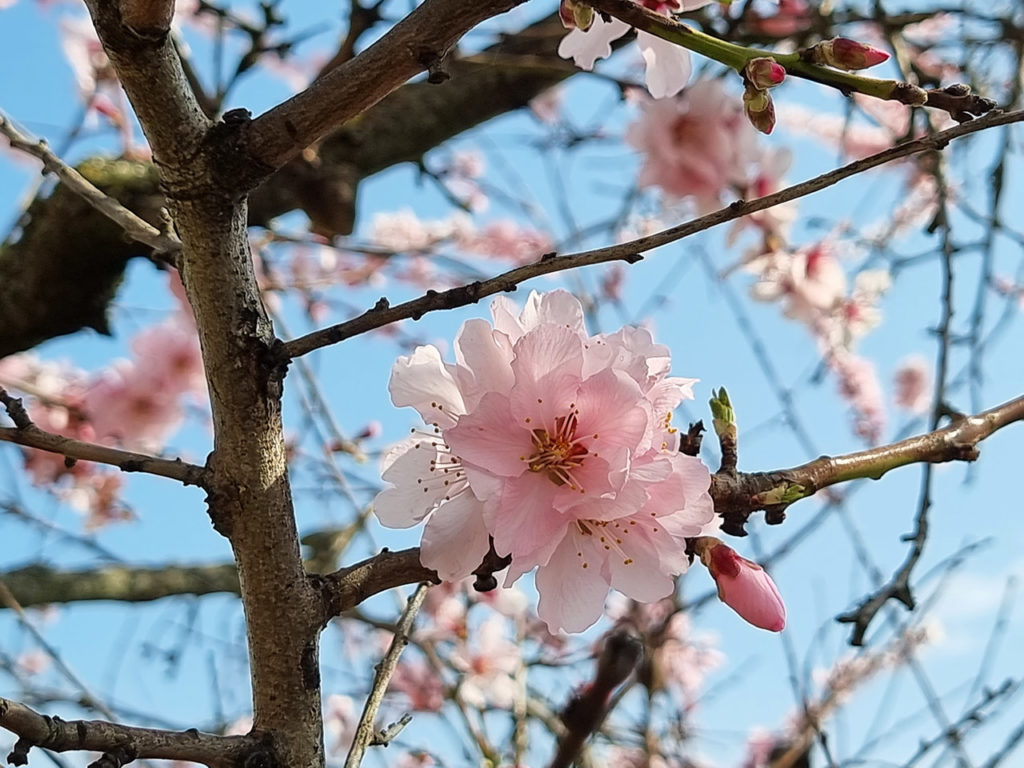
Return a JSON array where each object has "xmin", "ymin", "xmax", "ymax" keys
[
  {"xmin": 816, "ymin": 37, "xmax": 890, "ymax": 71},
  {"xmin": 696, "ymin": 538, "xmax": 786, "ymax": 631},
  {"xmin": 745, "ymin": 57, "xmax": 786, "ymax": 90},
  {"xmin": 742, "ymin": 85, "xmax": 776, "ymax": 135},
  {"xmin": 559, "ymin": 0, "xmax": 593, "ymax": 30}
]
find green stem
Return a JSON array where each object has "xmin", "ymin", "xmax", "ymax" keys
[{"xmin": 585, "ymin": 0, "xmax": 919, "ymax": 103}]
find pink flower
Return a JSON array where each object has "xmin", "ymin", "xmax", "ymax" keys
[
  {"xmin": 695, "ymin": 538, "xmax": 786, "ymax": 632},
  {"xmin": 375, "ymin": 291, "xmax": 716, "ymax": 633},
  {"xmin": 626, "ymin": 80, "xmax": 760, "ymax": 211},
  {"xmin": 893, "ymin": 355, "xmax": 931, "ymax": 414},
  {"xmin": 558, "ymin": 0, "xmax": 715, "ymax": 98},
  {"xmin": 830, "ymin": 351, "xmax": 886, "ymax": 444},
  {"xmin": 389, "ymin": 658, "xmax": 445, "ymax": 712}
]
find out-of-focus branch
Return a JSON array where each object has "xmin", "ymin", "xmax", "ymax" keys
[
  {"xmin": 0, "ymin": 698, "xmax": 260, "ymax": 768},
  {"xmin": 547, "ymin": 630, "xmax": 642, "ymax": 768},
  {"xmin": 245, "ymin": 0, "xmax": 527, "ymax": 175},
  {"xmin": 280, "ymin": 108, "xmax": 1024, "ymax": 360},
  {"xmin": 0, "ymin": 388, "xmax": 209, "ymax": 487},
  {"xmin": 0, "ymin": 563, "xmax": 240, "ymax": 608}
]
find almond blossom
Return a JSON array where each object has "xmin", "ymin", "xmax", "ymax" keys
[
  {"xmin": 626, "ymin": 79, "xmax": 760, "ymax": 212},
  {"xmin": 375, "ymin": 290, "xmax": 716, "ymax": 633}
]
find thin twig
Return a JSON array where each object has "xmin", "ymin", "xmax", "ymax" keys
[
  {"xmin": 280, "ymin": 108, "xmax": 1024, "ymax": 361},
  {"xmin": 0, "ymin": 112, "xmax": 181, "ymax": 259},
  {"xmin": 343, "ymin": 582, "xmax": 429, "ymax": 768}
]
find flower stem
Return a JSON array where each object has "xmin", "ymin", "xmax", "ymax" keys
[{"xmin": 585, "ymin": 0, "xmax": 926, "ymax": 105}]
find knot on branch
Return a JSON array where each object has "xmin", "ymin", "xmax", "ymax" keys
[
  {"xmin": 416, "ymin": 48, "xmax": 450, "ymax": 84},
  {"xmin": 471, "ymin": 538, "xmax": 512, "ymax": 592},
  {"xmin": 7, "ymin": 738, "xmax": 32, "ymax": 767},
  {"xmin": 88, "ymin": 743, "xmax": 137, "ymax": 768},
  {"xmin": 925, "ymin": 84, "xmax": 998, "ymax": 123}
]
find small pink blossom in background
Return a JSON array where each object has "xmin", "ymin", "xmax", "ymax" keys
[
  {"xmin": 16, "ymin": 650, "xmax": 50, "ymax": 677},
  {"xmin": 324, "ymin": 694, "xmax": 357, "ymax": 755},
  {"xmin": 451, "ymin": 616, "xmax": 521, "ymax": 709},
  {"xmin": 627, "ymin": 79, "xmax": 760, "ymax": 212},
  {"xmin": 696, "ymin": 538, "xmax": 786, "ymax": 632},
  {"xmin": 375, "ymin": 290, "xmax": 716, "ymax": 632},
  {"xmin": 745, "ymin": 0, "xmax": 812, "ymax": 38},
  {"xmin": 893, "ymin": 355, "xmax": 931, "ymax": 414},
  {"xmin": 748, "ymin": 243, "xmax": 848, "ymax": 324},
  {"xmin": 389, "ymin": 658, "xmax": 445, "ymax": 712},
  {"xmin": 393, "ymin": 753, "xmax": 436, "ymax": 768},
  {"xmin": 530, "ymin": 87, "xmax": 563, "ymax": 124},
  {"xmin": 831, "ymin": 351, "xmax": 886, "ymax": 443},
  {"xmin": 558, "ymin": 0, "xmax": 715, "ymax": 99},
  {"xmin": 223, "ymin": 715, "xmax": 253, "ymax": 736}
]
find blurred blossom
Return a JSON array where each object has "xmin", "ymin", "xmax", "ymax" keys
[
  {"xmin": 893, "ymin": 355, "xmax": 931, "ymax": 413},
  {"xmin": 451, "ymin": 616, "xmax": 521, "ymax": 708},
  {"xmin": 627, "ymin": 80, "xmax": 760, "ymax": 212}
]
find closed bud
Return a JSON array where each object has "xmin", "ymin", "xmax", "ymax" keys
[
  {"xmin": 743, "ymin": 85, "xmax": 776, "ymax": 135},
  {"xmin": 745, "ymin": 57, "xmax": 786, "ymax": 90},
  {"xmin": 559, "ymin": 0, "xmax": 594, "ymax": 30},
  {"xmin": 695, "ymin": 537, "xmax": 787, "ymax": 632},
  {"xmin": 814, "ymin": 37, "xmax": 890, "ymax": 71}
]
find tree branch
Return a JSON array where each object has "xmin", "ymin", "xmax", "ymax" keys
[
  {"xmin": 0, "ymin": 387, "xmax": 209, "ymax": 487},
  {"xmin": 343, "ymin": 583, "xmax": 428, "ymax": 768},
  {"xmin": 245, "ymin": 0, "xmax": 528, "ymax": 175},
  {"xmin": 0, "ymin": 113, "xmax": 180, "ymax": 259},
  {"xmin": 5, "ymin": 394, "xmax": 1019, "ymax": 616},
  {"xmin": 0, "ymin": 698, "xmax": 260, "ymax": 768},
  {"xmin": 279, "ymin": 108, "xmax": 1024, "ymax": 361}
]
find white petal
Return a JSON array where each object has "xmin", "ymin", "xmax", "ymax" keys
[
  {"xmin": 557, "ymin": 16, "xmax": 630, "ymax": 71},
  {"xmin": 389, "ymin": 346, "xmax": 465, "ymax": 428},
  {"xmin": 420, "ymin": 491, "xmax": 491, "ymax": 581},
  {"xmin": 637, "ymin": 32, "xmax": 693, "ymax": 99},
  {"xmin": 374, "ymin": 439, "xmax": 447, "ymax": 528}
]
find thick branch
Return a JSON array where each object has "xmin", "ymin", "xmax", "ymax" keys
[
  {"xmin": 245, "ymin": 0, "xmax": 528, "ymax": 175},
  {"xmin": 281, "ymin": 108, "xmax": 1024, "ymax": 360},
  {"xmin": 0, "ymin": 698, "xmax": 259, "ymax": 768}
]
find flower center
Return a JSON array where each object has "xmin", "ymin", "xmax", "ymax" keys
[{"xmin": 526, "ymin": 409, "xmax": 588, "ymax": 490}]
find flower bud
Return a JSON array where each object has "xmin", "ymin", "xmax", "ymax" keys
[
  {"xmin": 744, "ymin": 57, "xmax": 786, "ymax": 90},
  {"xmin": 814, "ymin": 37, "xmax": 890, "ymax": 71},
  {"xmin": 742, "ymin": 85, "xmax": 776, "ymax": 135},
  {"xmin": 695, "ymin": 537, "xmax": 786, "ymax": 631},
  {"xmin": 559, "ymin": 0, "xmax": 594, "ymax": 30}
]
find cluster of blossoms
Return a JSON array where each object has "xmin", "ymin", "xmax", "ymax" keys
[
  {"xmin": 375, "ymin": 290, "xmax": 720, "ymax": 632},
  {"xmin": 746, "ymin": 241, "xmax": 893, "ymax": 442},
  {"xmin": 0, "ymin": 275, "xmax": 204, "ymax": 526}
]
